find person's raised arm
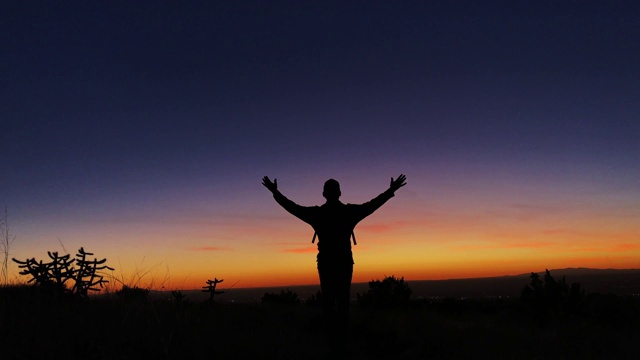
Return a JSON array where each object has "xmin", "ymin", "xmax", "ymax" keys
[
  {"xmin": 353, "ymin": 174, "xmax": 407, "ymax": 222},
  {"xmin": 262, "ymin": 176, "xmax": 315, "ymax": 225}
]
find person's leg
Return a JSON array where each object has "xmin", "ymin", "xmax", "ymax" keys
[
  {"xmin": 318, "ymin": 262, "xmax": 336, "ymax": 319},
  {"xmin": 335, "ymin": 262, "xmax": 353, "ymax": 333},
  {"xmin": 318, "ymin": 260, "xmax": 340, "ymax": 347},
  {"xmin": 329, "ymin": 262, "xmax": 353, "ymax": 354}
]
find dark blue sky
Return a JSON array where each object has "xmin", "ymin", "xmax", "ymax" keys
[
  {"xmin": 2, "ymin": 1, "xmax": 640, "ymax": 286},
  {"xmin": 2, "ymin": 0, "xmax": 639, "ymax": 228}
]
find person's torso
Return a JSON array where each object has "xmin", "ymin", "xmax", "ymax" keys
[{"xmin": 312, "ymin": 202, "xmax": 358, "ymax": 257}]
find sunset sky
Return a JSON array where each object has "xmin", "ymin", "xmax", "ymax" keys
[{"xmin": 2, "ymin": 1, "xmax": 639, "ymax": 290}]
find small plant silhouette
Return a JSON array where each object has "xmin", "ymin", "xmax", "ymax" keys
[
  {"xmin": 12, "ymin": 247, "xmax": 114, "ymax": 297},
  {"xmin": 261, "ymin": 289, "xmax": 300, "ymax": 305},
  {"xmin": 305, "ymin": 290, "xmax": 323, "ymax": 306},
  {"xmin": 202, "ymin": 277, "xmax": 224, "ymax": 303},
  {"xmin": 172, "ymin": 290, "xmax": 187, "ymax": 307},
  {"xmin": 357, "ymin": 275, "xmax": 412, "ymax": 308},
  {"xmin": 1, "ymin": 206, "xmax": 15, "ymax": 285},
  {"xmin": 116, "ymin": 284, "xmax": 150, "ymax": 302}
]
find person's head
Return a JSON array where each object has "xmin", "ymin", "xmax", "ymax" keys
[{"xmin": 322, "ymin": 179, "xmax": 341, "ymax": 201}]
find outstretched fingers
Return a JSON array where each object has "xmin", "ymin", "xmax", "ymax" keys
[
  {"xmin": 262, "ymin": 176, "xmax": 278, "ymax": 192},
  {"xmin": 390, "ymin": 174, "xmax": 407, "ymax": 191}
]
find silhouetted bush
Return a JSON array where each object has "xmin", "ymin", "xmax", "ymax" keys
[
  {"xmin": 305, "ymin": 290, "xmax": 323, "ymax": 306},
  {"xmin": 357, "ymin": 275, "xmax": 412, "ymax": 309},
  {"xmin": 520, "ymin": 269, "xmax": 585, "ymax": 317},
  {"xmin": 12, "ymin": 247, "xmax": 114, "ymax": 297},
  {"xmin": 260, "ymin": 289, "xmax": 300, "ymax": 305},
  {"xmin": 116, "ymin": 285, "xmax": 150, "ymax": 303}
]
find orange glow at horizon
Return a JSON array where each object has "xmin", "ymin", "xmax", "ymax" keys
[
  {"xmin": 8, "ymin": 176, "xmax": 640, "ymax": 291},
  {"xmin": 94, "ymin": 226, "xmax": 640, "ymax": 290}
]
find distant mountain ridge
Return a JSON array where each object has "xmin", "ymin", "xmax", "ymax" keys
[
  {"xmin": 407, "ymin": 268, "xmax": 640, "ymax": 299},
  {"xmin": 158, "ymin": 268, "xmax": 640, "ymax": 303},
  {"xmin": 513, "ymin": 267, "xmax": 640, "ymax": 278}
]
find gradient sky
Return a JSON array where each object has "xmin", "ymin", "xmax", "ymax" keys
[{"xmin": 2, "ymin": 1, "xmax": 639, "ymax": 289}]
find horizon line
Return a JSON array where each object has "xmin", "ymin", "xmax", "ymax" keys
[{"xmin": 159, "ymin": 267, "xmax": 640, "ymax": 292}]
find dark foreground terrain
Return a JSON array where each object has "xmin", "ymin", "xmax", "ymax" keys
[{"xmin": 1, "ymin": 284, "xmax": 639, "ymax": 359}]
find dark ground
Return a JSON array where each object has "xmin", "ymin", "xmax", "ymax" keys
[{"xmin": 1, "ymin": 283, "xmax": 639, "ymax": 359}]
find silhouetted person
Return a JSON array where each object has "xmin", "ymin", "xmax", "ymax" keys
[{"xmin": 262, "ymin": 174, "xmax": 406, "ymax": 350}]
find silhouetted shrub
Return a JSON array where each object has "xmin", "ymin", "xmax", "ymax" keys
[
  {"xmin": 261, "ymin": 289, "xmax": 300, "ymax": 305},
  {"xmin": 116, "ymin": 285, "xmax": 150, "ymax": 303},
  {"xmin": 305, "ymin": 290, "xmax": 323, "ymax": 306},
  {"xmin": 520, "ymin": 269, "xmax": 585, "ymax": 317},
  {"xmin": 12, "ymin": 247, "xmax": 114, "ymax": 297},
  {"xmin": 357, "ymin": 275, "xmax": 412, "ymax": 308}
]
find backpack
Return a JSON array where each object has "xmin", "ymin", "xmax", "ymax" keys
[{"xmin": 312, "ymin": 231, "xmax": 357, "ymax": 245}]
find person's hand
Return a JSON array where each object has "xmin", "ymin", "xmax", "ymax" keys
[
  {"xmin": 262, "ymin": 176, "xmax": 278, "ymax": 193},
  {"xmin": 389, "ymin": 174, "xmax": 407, "ymax": 192}
]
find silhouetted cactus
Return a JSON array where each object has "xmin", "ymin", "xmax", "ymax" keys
[
  {"xmin": 12, "ymin": 247, "xmax": 114, "ymax": 297},
  {"xmin": 12, "ymin": 251, "xmax": 75, "ymax": 293},
  {"xmin": 202, "ymin": 277, "xmax": 224, "ymax": 303},
  {"xmin": 71, "ymin": 247, "xmax": 114, "ymax": 296},
  {"xmin": 357, "ymin": 275, "xmax": 412, "ymax": 308}
]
